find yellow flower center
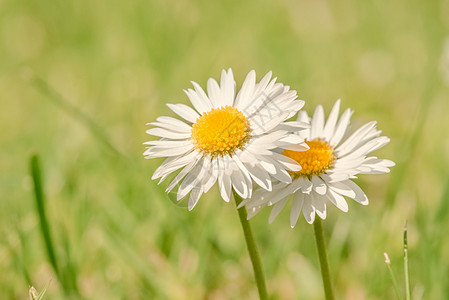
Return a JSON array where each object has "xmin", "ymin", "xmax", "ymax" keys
[
  {"xmin": 283, "ymin": 139, "xmax": 336, "ymax": 177},
  {"xmin": 191, "ymin": 106, "xmax": 250, "ymax": 156}
]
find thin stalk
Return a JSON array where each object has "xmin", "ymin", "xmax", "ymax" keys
[
  {"xmin": 313, "ymin": 218, "xmax": 334, "ymax": 300},
  {"xmin": 404, "ymin": 223, "xmax": 411, "ymax": 300},
  {"xmin": 233, "ymin": 192, "xmax": 268, "ymax": 300},
  {"xmin": 383, "ymin": 252, "xmax": 402, "ymax": 300},
  {"xmin": 30, "ymin": 155, "xmax": 79, "ymax": 296},
  {"xmin": 30, "ymin": 155, "xmax": 59, "ymax": 277}
]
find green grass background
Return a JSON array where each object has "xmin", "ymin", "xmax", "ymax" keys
[{"xmin": 1, "ymin": 0, "xmax": 449, "ymax": 299}]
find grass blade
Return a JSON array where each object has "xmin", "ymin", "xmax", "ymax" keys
[
  {"xmin": 404, "ymin": 223, "xmax": 411, "ymax": 300},
  {"xmin": 30, "ymin": 155, "xmax": 59, "ymax": 278}
]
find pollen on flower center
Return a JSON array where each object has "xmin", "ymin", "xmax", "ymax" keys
[
  {"xmin": 283, "ymin": 139, "xmax": 336, "ymax": 177},
  {"xmin": 191, "ymin": 106, "xmax": 250, "ymax": 156}
]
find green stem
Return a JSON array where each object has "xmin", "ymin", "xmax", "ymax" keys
[
  {"xmin": 30, "ymin": 155, "xmax": 60, "ymax": 277},
  {"xmin": 313, "ymin": 218, "xmax": 335, "ymax": 300},
  {"xmin": 233, "ymin": 192, "xmax": 268, "ymax": 300},
  {"xmin": 384, "ymin": 252, "xmax": 402, "ymax": 300},
  {"xmin": 404, "ymin": 223, "xmax": 411, "ymax": 300}
]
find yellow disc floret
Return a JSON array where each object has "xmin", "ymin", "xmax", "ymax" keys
[
  {"xmin": 283, "ymin": 139, "xmax": 336, "ymax": 177},
  {"xmin": 191, "ymin": 106, "xmax": 250, "ymax": 156}
]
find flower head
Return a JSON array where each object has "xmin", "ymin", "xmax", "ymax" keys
[
  {"xmin": 242, "ymin": 100, "xmax": 395, "ymax": 226},
  {"xmin": 144, "ymin": 69, "xmax": 309, "ymax": 210}
]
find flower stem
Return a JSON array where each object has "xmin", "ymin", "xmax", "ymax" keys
[
  {"xmin": 233, "ymin": 192, "xmax": 268, "ymax": 300},
  {"xmin": 313, "ymin": 218, "xmax": 335, "ymax": 300},
  {"xmin": 383, "ymin": 252, "xmax": 402, "ymax": 300}
]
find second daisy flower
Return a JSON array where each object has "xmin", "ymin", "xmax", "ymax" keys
[{"xmin": 242, "ymin": 100, "xmax": 395, "ymax": 226}]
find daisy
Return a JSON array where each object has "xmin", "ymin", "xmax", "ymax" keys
[
  {"xmin": 144, "ymin": 69, "xmax": 309, "ymax": 210},
  {"xmin": 242, "ymin": 99, "xmax": 395, "ymax": 226}
]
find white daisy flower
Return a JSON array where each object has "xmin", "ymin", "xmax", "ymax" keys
[
  {"xmin": 242, "ymin": 99, "xmax": 395, "ymax": 226},
  {"xmin": 144, "ymin": 69, "xmax": 309, "ymax": 210}
]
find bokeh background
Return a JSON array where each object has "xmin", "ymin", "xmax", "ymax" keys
[{"xmin": 1, "ymin": 0, "xmax": 449, "ymax": 299}]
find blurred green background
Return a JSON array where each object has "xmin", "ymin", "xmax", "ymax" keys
[{"xmin": 1, "ymin": 0, "xmax": 449, "ymax": 299}]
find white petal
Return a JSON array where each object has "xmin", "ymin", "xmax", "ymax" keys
[
  {"xmin": 270, "ymin": 152, "xmax": 302, "ymax": 172},
  {"xmin": 146, "ymin": 127, "xmax": 190, "ymax": 139},
  {"xmin": 167, "ymin": 103, "xmax": 200, "ymax": 123},
  {"xmin": 275, "ymin": 134, "xmax": 308, "ymax": 147},
  {"xmin": 259, "ymin": 158, "xmax": 276, "ymax": 174},
  {"xmin": 312, "ymin": 192, "xmax": 327, "ymax": 220},
  {"xmin": 311, "ymin": 105, "xmax": 325, "ymax": 139},
  {"xmin": 176, "ymin": 160, "xmax": 205, "ymax": 200},
  {"xmin": 342, "ymin": 136, "xmax": 390, "ymax": 159},
  {"xmin": 251, "ymin": 180, "xmax": 299, "ymax": 207},
  {"xmin": 189, "ymin": 81, "xmax": 213, "ymax": 113},
  {"xmin": 166, "ymin": 159, "xmax": 198, "ymax": 193},
  {"xmin": 218, "ymin": 157, "xmax": 232, "ymax": 202},
  {"xmin": 246, "ymin": 205, "xmax": 264, "ymax": 220},
  {"xmin": 203, "ymin": 159, "xmax": 218, "ymax": 193},
  {"xmin": 220, "ymin": 68, "xmax": 236, "ymax": 106},
  {"xmin": 231, "ymin": 167, "xmax": 249, "ymax": 199},
  {"xmin": 235, "ymin": 70, "xmax": 256, "ymax": 110},
  {"xmin": 249, "ymin": 130, "xmax": 287, "ymax": 146},
  {"xmin": 188, "ymin": 186, "xmax": 203, "ymax": 210},
  {"xmin": 359, "ymin": 158, "xmax": 395, "ymax": 174},
  {"xmin": 322, "ymin": 99, "xmax": 341, "ymax": 141},
  {"xmin": 321, "ymin": 172, "xmax": 351, "ymax": 183},
  {"xmin": 206, "ymin": 78, "xmax": 221, "ymax": 108},
  {"xmin": 296, "ymin": 111, "xmax": 311, "ymax": 139},
  {"xmin": 147, "ymin": 121, "xmax": 191, "ymax": 133},
  {"xmin": 290, "ymin": 192, "xmax": 304, "ymax": 228},
  {"xmin": 155, "ymin": 116, "xmax": 192, "ymax": 131},
  {"xmin": 143, "ymin": 139, "xmax": 191, "ymax": 146},
  {"xmin": 326, "ymin": 188, "xmax": 349, "ymax": 212},
  {"xmin": 302, "ymin": 196, "xmax": 316, "ymax": 224},
  {"xmin": 250, "ymin": 111, "xmax": 290, "ymax": 135},
  {"xmin": 143, "ymin": 144, "xmax": 193, "ymax": 158},
  {"xmin": 312, "ymin": 176, "xmax": 327, "ymax": 195},
  {"xmin": 269, "ymin": 197, "xmax": 289, "ymax": 224},
  {"xmin": 327, "ymin": 180, "xmax": 356, "ymax": 198},
  {"xmin": 335, "ymin": 121, "xmax": 378, "ymax": 156},
  {"xmin": 253, "ymin": 71, "xmax": 272, "ymax": 96},
  {"xmin": 245, "ymin": 159, "xmax": 272, "ymax": 191},
  {"xmin": 256, "ymin": 155, "xmax": 292, "ymax": 183},
  {"xmin": 298, "ymin": 177, "xmax": 313, "ymax": 194},
  {"xmin": 275, "ymin": 121, "xmax": 310, "ymax": 132},
  {"xmin": 329, "ymin": 108, "xmax": 352, "ymax": 147},
  {"xmin": 270, "ymin": 164, "xmax": 293, "ymax": 183},
  {"xmin": 245, "ymin": 144, "xmax": 274, "ymax": 156},
  {"xmin": 152, "ymin": 151, "xmax": 199, "ymax": 180},
  {"xmin": 280, "ymin": 143, "xmax": 309, "ymax": 152},
  {"xmin": 343, "ymin": 180, "xmax": 369, "ymax": 205}
]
